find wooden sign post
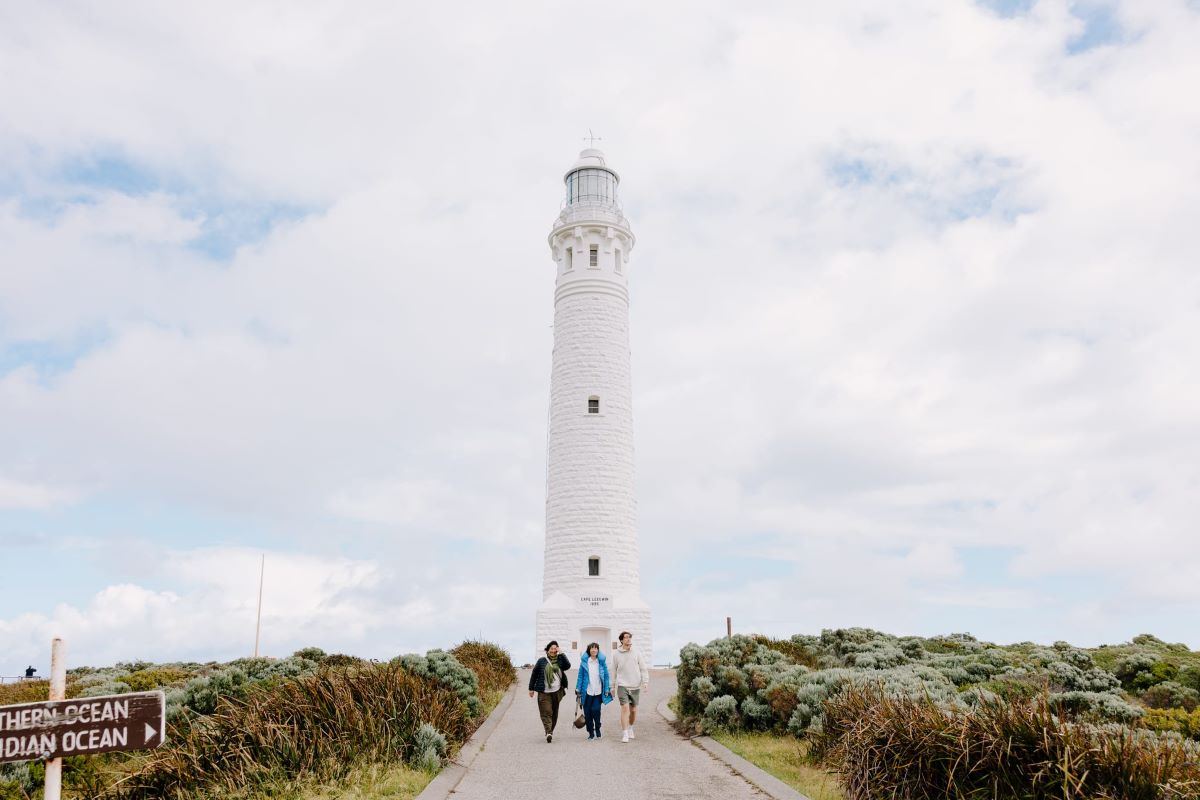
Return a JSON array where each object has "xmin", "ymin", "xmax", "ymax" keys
[
  {"xmin": 44, "ymin": 638, "xmax": 64, "ymax": 800},
  {"xmin": 0, "ymin": 639, "xmax": 167, "ymax": 799}
]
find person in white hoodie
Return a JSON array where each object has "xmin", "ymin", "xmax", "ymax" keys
[{"xmin": 610, "ymin": 630, "xmax": 649, "ymax": 743}]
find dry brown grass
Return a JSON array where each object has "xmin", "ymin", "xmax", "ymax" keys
[
  {"xmin": 449, "ymin": 641, "xmax": 515, "ymax": 702},
  {"xmin": 0, "ymin": 680, "xmax": 48, "ymax": 706},
  {"xmin": 813, "ymin": 684, "xmax": 1200, "ymax": 800},
  {"xmin": 107, "ymin": 662, "xmax": 470, "ymax": 799}
]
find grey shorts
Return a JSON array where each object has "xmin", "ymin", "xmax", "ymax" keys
[{"xmin": 617, "ymin": 686, "xmax": 641, "ymax": 706}]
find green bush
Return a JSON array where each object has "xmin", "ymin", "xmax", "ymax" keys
[
  {"xmin": 180, "ymin": 667, "xmax": 250, "ymax": 714},
  {"xmin": 398, "ymin": 650, "xmax": 481, "ymax": 717},
  {"xmin": 1142, "ymin": 707, "xmax": 1200, "ymax": 740},
  {"xmin": 703, "ymin": 695, "xmax": 740, "ymax": 730},
  {"xmin": 177, "ymin": 656, "xmax": 320, "ymax": 716},
  {"xmin": 292, "ymin": 646, "xmax": 327, "ymax": 662},
  {"xmin": 124, "ymin": 667, "xmax": 192, "ymax": 692},
  {"xmin": 1047, "ymin": 690, "xmax": 1144, "ymax": 723},
  {"xmin": 409, "ymin": 723, "xmax": 448, "ymax": 771},
  {"xmin": 1143, "ymin": 681, "xmax": 1200, "ymax": 712},
  {"xmin": 677, "ymin": 629, "xmax": 1142, "ymax": 737}
]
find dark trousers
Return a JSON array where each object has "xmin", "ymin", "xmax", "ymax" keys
[
  {"xmin": 583, "ymin": 693, "xmax": 603, "ymax": 736},
  {"xmin": 537, "ymin": 688, "xmax": 565, "ymax": 734}
]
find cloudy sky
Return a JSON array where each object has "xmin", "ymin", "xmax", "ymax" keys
[{"xmin": 1, "ymin": 0, "xmax": 1198, "ymax": 673}]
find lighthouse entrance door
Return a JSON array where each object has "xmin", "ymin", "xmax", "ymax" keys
[{"xmin": 578, "ymin": 626, "xmax": 612, "ymax": 660}]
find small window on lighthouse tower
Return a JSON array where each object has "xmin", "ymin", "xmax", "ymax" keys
[
  {"xmin": 614, "ymin": 248, "xmax": 622, "ymax": 274},
  {"xmin": 588, "ymin": 557, "xmax": 600, "ymax": 576},
  {"xmin": 565, "ymin": 246, "xmax": 574, "ymax": 271},
  {"xmin": 589, "ymin": 245, "xmax": 599, "ymax": 267},
  {"xmin": 588, "ymin": 396, "xmax": 600, "ymax": 414}
]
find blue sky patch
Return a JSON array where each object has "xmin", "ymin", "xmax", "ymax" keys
[
  {"xmin": 7, "ymin": 152, "xmax": 314, "ymax": 260},
  {"xmin": 187, "ymin": 200, "xmax": 309, "ymax": 260},
  {"xmin": 976, "ymin": 0, "xmax": 1036, "ymax": 18},
  {"xmin": 60, "ymin": 155, "xmax": 162, "ymax": 196},
  {"xmin": 1067, "ymin": 2, "xmax": 1125, "ymax": 53},
  {"xmin": 0, "ymin": 328, "xmax": 110, "ymax": 380}
]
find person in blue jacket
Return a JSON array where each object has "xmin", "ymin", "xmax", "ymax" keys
[{"xmin": 574, "ymin": 641, "xmax": 613, "ymax": 740}]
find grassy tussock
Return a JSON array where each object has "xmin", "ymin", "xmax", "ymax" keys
[
  {"xmin": 108, "ymin": 663, "xmax": 470, "ymax": 799},
  {"xmin": 449, "ymin": 641, "xmax": 515, "ymax": 700},
  {"xmin": 813, "ymin": 684, "xmax": 1200, "ymax": 800}
]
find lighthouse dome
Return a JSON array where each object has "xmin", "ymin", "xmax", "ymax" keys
[{"xmin": 564, "ymin": 148, "xmax": 619, "ymax": 207}]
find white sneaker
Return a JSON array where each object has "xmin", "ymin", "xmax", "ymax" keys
[
  {"xmin": 629, "ymin": 727, "xmax": 635, "ymax": 739},
  {"xmin": 621, "ymin": 730, "xmax": 629, "ymax": 743}
]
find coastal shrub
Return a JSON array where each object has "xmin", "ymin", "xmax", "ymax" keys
[
  {"xmin": 676, "ymin": 629, "xmax": 1175, "ymax": 737},
  {"xmin": 177, "ymin": 655, "xmax": 320, "ymax": 716},
  {"xmin": 1028, "ymin": 644, "xmax": 1121, "ymax": 693},
  {"xmin": 751, "ymin": 634, "xmax": 821, "ymax": 668},
  {"xmin": 1117, "ymin": 652, "xmax": 1161, "ymax": 689},
  {"xmin": 450, "ymin": 640, "xmax": 516, "ymax": 699},
  {"xmin": 398, "ymin": 649, "xmax": 481, "ymax": 716},
  {"xmin": 180, "ymin": 667, "xmax": 250, "ymax": 714},
  {"xmin": 677, "ymin": 635, "xmax": 790, "ymax": 717},
  {"xmin": 703, "ymin": 695, "xmax": 740, "ymax": 730},
  {"xmin": 1047, "ymin": 690, "xmax": 1144, "ymax": 723},
  {"xmin": 0, "ymin": 762, "xmax": 38, "ymax": 800},
  {"xmin": 123, "ymin": 667, "xmax": 191, "ymax": 692},
  {"xmin": 690, "ymin": 676, "xmax": 717, "ymax": 706},
  {"xmin": 409, "ymin": 723, "xmax": 448, "ymax": 771},
  {"xmin": 1143, "ymin": 681, "xmax": 1200, "ymax": 712},
  {"xmin": 108, "ymin": 661, "xmax": 473, "ymax": 799},
  {"xmin": 1143, "ymin": 707, "xmax": 1200, "ymax": 740},
  {"xmin": 78, "ymin": 680, "xmax": 133, "ymax": 698},
  {"xmin": 739, "ymin": 695, "xmax": 773, "ymax": 729},
  {"xmin": 292, "ymin": 646, "xmax": 327, "ymax": 662},
  {"xmin": 813, "ymin": 683, "xmax": 1200, "ymax": 800}
]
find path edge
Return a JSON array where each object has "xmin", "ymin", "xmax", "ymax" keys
[
  {"xmin": 657, "ymin": 697, "xmax": 814, "ymax": 800},
  {"xmin": 416, "ymin": 678, "xmax": 520, "ymax": 800}
]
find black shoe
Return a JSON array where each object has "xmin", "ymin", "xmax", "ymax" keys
[{"xmin": 546, "ymin": 733, "xmax": 552, "ymax": 743}]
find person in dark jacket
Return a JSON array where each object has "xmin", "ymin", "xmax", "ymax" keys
[{"xmin": 528, "ymin": 640, "xmax": 571, "ymax": 742}]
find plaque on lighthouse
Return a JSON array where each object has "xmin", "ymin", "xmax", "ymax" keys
[{"xmin": 535, "ymin": 148, "xmax": 653, "ymax": 666}]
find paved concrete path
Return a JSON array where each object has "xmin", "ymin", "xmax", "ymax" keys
[{"xmin": 447, "ymin": 669, "xmax": 766, "ymax": 799}]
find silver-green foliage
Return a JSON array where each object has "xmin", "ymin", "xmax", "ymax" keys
[
  {"xmin": 398, "ymin": 649, "xmax": 481, "ymax": 717},
  {"xmin": 408, "ymin": 723, "xmax": 448, "ymax": 771},
  {"xmin": 179, "ymin": 655, "xmax": 320, "ymax": 716},
  {"xmin": 678, "ymin": 629, "xmax": 1146, "ymax": 737},
  {"xmin": 703, "ymin": 695, "xmax": 739, "ymax": 730}
]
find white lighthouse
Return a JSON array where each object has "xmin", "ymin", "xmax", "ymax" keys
[{"xmin": 535, "ymin": 148, "xmax": 652, "ymax": 666}]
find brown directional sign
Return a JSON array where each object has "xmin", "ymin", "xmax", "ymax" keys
[{"xmin": 0, "ymin": 691, "xmax": 166, "ymax": 763}]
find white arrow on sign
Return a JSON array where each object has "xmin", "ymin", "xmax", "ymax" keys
[{"xmin": 145, "ymin": 723, "xmax": 157, "ymax": 744}]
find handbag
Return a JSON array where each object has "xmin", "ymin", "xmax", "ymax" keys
[{"xmin": 572, "ymin": 696, "xmax": 586, "ymax": 729}]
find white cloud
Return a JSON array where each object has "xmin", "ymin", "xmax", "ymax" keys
[
  {"xmin": 1, "ymin": 0, "xmax": 1199, "ymax": 666},
  {"xmin": 0, "ymin": 477, "xmax": 77, "ymax": 510}
]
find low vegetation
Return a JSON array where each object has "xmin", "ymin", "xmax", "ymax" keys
[
  {"xmin": 0, "ymin": 642, "xmax": 515, "ymax": 800},
  {"xmin": 815, "ymin": 684, "xmax": 1200, "ymax": 799},
  {"xmin": 677, "ymin": 629, "xmax": 1200, "ymax": 799},
  {"xmin": 709, "ymin": 732, "xmax": 843, "ymax": 800}
]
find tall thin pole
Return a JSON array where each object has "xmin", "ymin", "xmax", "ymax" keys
[
  {"xmin": 253, "ymin": 554, "xmax": 265, "ymax": 658},
  {"xmin": 726, "ymin": 616, "xmax": 732, "ymax": 639},
  {"xmin": 44, "ymin": 637, "xmax": 65, "ymax": 800}
]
